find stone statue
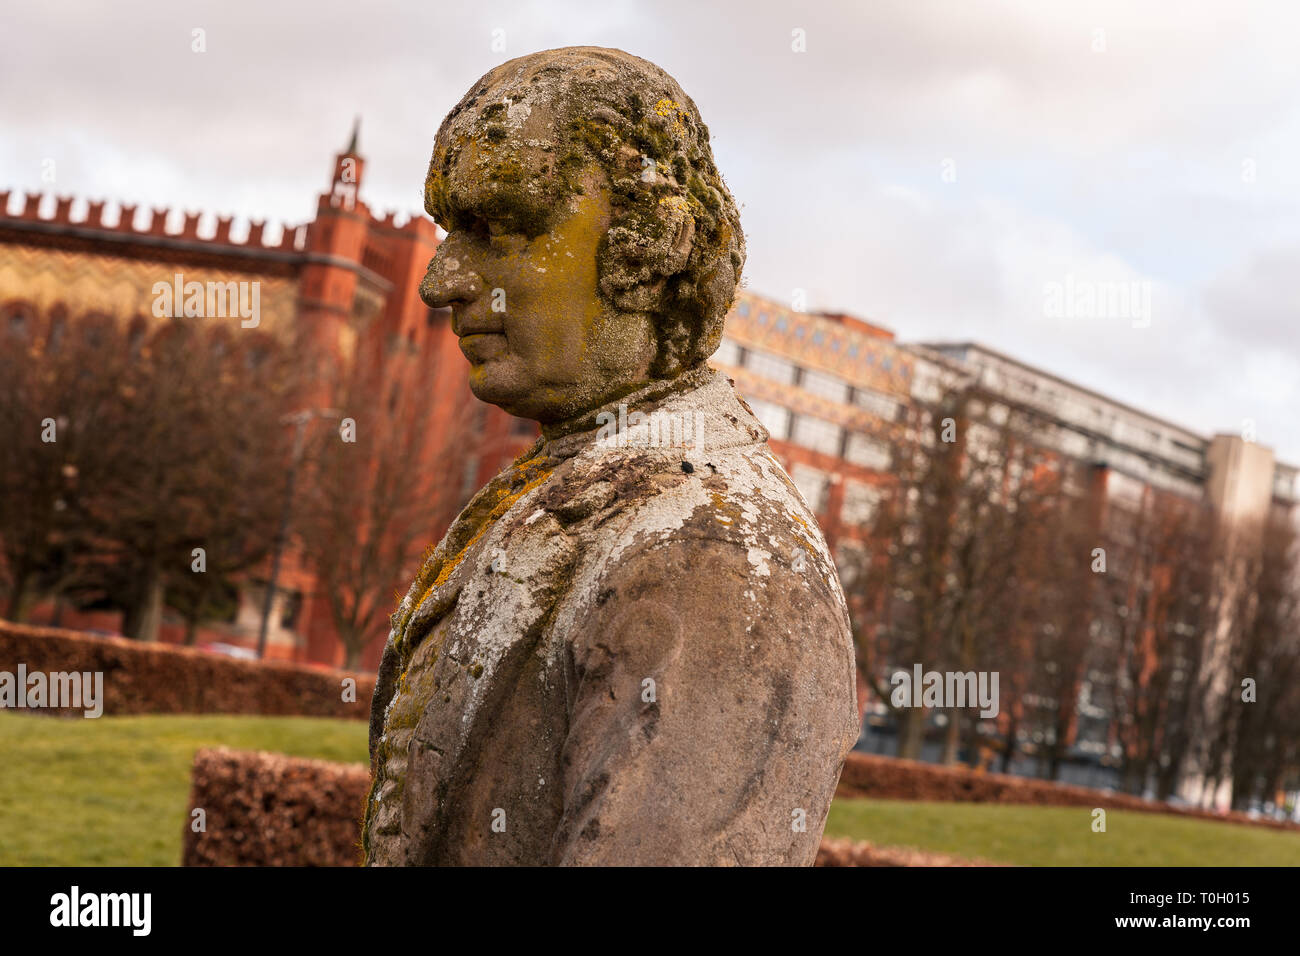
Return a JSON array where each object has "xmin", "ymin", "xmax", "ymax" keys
[{"xmin": 363, "ymin": 46, "xmax": 858, "ymax": 866}]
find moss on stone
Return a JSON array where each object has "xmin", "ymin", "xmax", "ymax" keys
[{"xmin": 424, "ymin": 47, "xmax": 746, "ymax": 377}]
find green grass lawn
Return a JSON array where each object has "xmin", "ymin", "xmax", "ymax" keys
[
  {"xmin": 5, "ymin": 711, "xmax": 1297, "ymax": 866},
  {"xmin": 0, "ymin": 711, "xmax": 367, "ymax": 866},
  {"xmin": 826, "ymin": 797, "xmax": 1300, "ymax": 866}
]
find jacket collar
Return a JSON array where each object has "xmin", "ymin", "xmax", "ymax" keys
[{"xmin": 532, "ymin": 366, "xmax": 768, "ymax": 464}]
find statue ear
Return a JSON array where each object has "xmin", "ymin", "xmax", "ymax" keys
[
  {"xmin": 670, "ymin": 210, "xmax": 694, "ymax": 261},
  {"xmin": 660, "ymin": 203, "xmax": 694, "ymax": 275}
]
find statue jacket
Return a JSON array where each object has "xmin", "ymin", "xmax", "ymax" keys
[{"xmin": 363, "ymin": 365, "xmax": 859, "ymax": 865}]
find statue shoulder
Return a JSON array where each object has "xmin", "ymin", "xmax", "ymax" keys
[{"xmin": 572, "ymin": 447, "xmax": 848, "ymax": 629}]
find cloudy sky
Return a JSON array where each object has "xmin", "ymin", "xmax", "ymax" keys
[{"xmin": 4, "ymin": 0, "xmax": 1297, "ymax": 460}]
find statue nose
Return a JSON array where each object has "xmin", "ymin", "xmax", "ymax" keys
[{"xmin": 419, "ymin": 251, "xmax": 484, "ymax": 309}]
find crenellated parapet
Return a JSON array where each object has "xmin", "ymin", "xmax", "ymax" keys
[
  {"xmin": 0, "ymin": 187, "xmax": 441, "ymax": 257},
  {"xmin": 0, "ymin": 190, "xmax": 310, "ymax": 253},
  {"xmin": 369, "ymin": 207, "xmax": 440, "ymax": 241}
]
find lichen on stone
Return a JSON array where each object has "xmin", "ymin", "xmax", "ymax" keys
[{"xmin": 423, "ymin": 46, "xmax": 747, "ymax": 378}]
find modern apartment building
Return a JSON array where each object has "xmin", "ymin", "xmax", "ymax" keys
[
  {"xmin": 709, "ymin": 294, "xmax": 1296, "ymax": 801},
  {"xmin": 916, "ymin": 342, "xmax": 1298, "ymax": 516}
]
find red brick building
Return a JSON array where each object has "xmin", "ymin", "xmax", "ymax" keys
[{"xmin": 0, "ymin": 127, "xmax": 535, "ymax": 670}]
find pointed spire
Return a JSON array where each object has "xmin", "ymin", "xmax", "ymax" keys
[{"xmin": 346, "ymin": 116, "xmax": 361, "ymax": 156}]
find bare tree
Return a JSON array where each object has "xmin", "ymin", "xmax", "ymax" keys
[
  {"xmin": 846, "ymin": 385, "xmax": 1061, "ymax": 764},
  {"xmin": 1025, "ymin": 467, "xmax": 1103, "ymax": 780},
  {"xmin": 1096, "ymin": 488, "xmax": 1217, "ymax": 796},
  {"xmin": 294, "ymin": 358, "xmax": 475, "ymax": 670},
  {"xmin": 0, "ymin": 307, "xmax": 130, "ymax": 619},
  {"xmin": 1, "ymin": 309, "xmax": 299, "ymax": 640},
  {"xmin": 85, "ymin": 321, "xmax": 297, "ymax": 640},
  {"xmin": 1221, "ymin": 513, "xmax": 1300, "ymax": 810}
]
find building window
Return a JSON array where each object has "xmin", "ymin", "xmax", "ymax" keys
[
  {"xmin": 852, "ymin": 387, "xmax": 900, "ymax": 422},
  {"xmin": 791, "ymin": 414, "xmax": 843, "ymax": 456},
  {"xmin": 745, "ymin": 397, "xmax": 791, "ymax": 439},
  {"xmin": 844, "ymin": 433, "xmax": 891, "ymax": 470},
  {"xmin": 835, "ymin": 541, "xmax": 869, "ymax": 589},
  {"xmin": 7, "ymin": 311, "xmax": 29, "ymax": 339},
  {"xmin": 47, "ymin": 314, "xmax": 66, "ymax": 353},
  {"xmin": 1058, "ymin": 429, "xmax": 1089, "ymax": 457},
  {"xmin": 746, "ymin": 348, "xmax": 797, "ymax": 385},
  {"xmin": 966, "ymin": 422, "xmax": 1000, "ymax": 459},
  {"xmin": 790, "ymin": 464, "xmax": 831, "ymax": 513},
  {"xmin": 1106, "ymin": 471, "xmax": 1145, "ymax": 505},
  {"xmin": 841, "ymin": 480, "xmax": 882, "ymax": 527},
  {"xmin": 279, "ymin": 591, "xmax": 303, "ymax": 630},
  {"xmin": 801, "ymin": 368, "xmax": 849, "ymax": 404},
  {"xmin": 713, "ymin": 336, "xmax": 743, "ymax": 367},
  {"xmin": 910, "ymin": 373, "xmax": 943, "ymax": 404}
]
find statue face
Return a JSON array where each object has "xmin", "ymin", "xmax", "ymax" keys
[{"xmin": 419, "ymin": 137, "xmax": 659, "ymax": 425}]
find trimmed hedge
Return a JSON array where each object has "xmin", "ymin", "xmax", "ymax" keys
[
  {"xmin": 180, "ymin": 748, "xmax": 1298, "ymax": 867},
  {"xmin": 837, "ymin": 751, "xmax": 1300, "ymax": 831},
  {"xmin": 183, "ymin": 748, "xmax": 368, "ymax": 867},
  {"xmin": 816, "ymin": 837, "xmax": 1001, "ymax": 867},
  {"xmin": 0, "ymin": 621, "xmax": 373, "ymax": 719}
]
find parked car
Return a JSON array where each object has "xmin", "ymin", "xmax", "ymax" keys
[{"xmin": 201, "ymin": 642, "xmax": 258, "ymax": 661}]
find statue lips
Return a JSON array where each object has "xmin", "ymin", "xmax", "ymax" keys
[{"xmin": 455, "ymin": 315, "xmax": 508, "ymax": 364}]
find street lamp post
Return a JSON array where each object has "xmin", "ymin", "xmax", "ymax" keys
[{"xmin": 256, "ymin": 407, "xmax": 340, "ymax": 660}]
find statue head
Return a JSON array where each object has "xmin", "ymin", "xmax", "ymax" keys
[{"xmin": 419, "ymin": 46, "xmax": 746, "ymax": 425}]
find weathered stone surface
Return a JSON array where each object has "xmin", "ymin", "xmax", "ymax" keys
[
  {"xmin": 363, "ymin": 47, "xmax": 858, "ymax": 866},
  {"xmin": 365, "ymin": 369, "xmax": 859, "ymax": 865}
]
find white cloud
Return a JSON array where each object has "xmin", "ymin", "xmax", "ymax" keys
[{"xmin": 2, "ymin": 0, "xmax": 1297, "ymax": 458}]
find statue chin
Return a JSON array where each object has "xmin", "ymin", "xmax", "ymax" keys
[
  {"xmin": 465, "ymin": 365, "xmax": 516, "ymax": 409},
  {"xmin": 465, "ymin": 364, "xmax": 547, "ymax": 421}
]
